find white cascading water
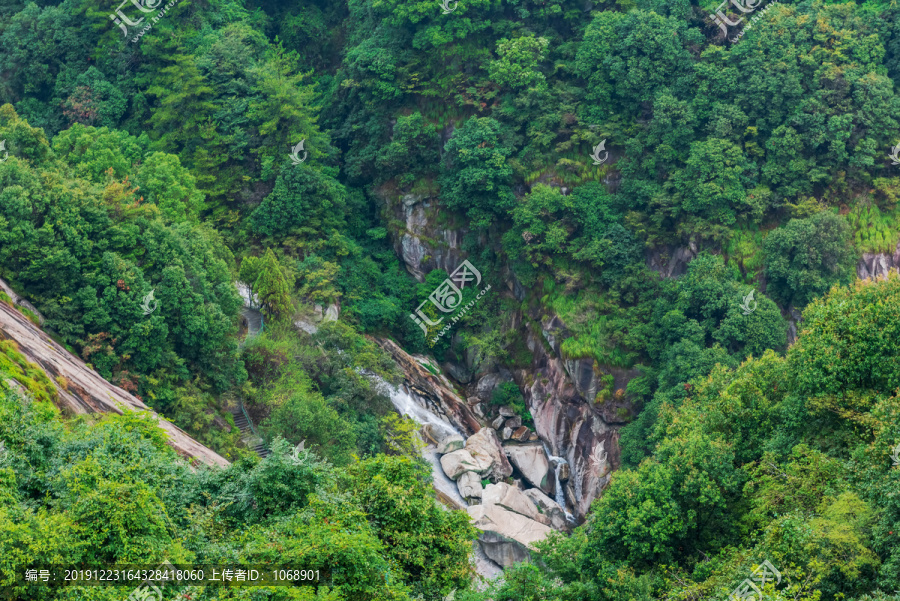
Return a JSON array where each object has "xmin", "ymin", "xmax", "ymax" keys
[
  {"xmin": 382, "ymin": 380, "xmax": 504, "ymax": 580},
  {"xmin": 542, "ymin": 441, "xmax": 576, "ymax": 523},
  {"xmin": 554, "ymin": 463, "xmax": 566, "ymax": 508},
  {"xmin": 379, "ymin": 380, "xmax": 468, "ymax": 509},
  {"xmin": 235, "ymin": 282, "xmax": 500, "ymax": 575}
]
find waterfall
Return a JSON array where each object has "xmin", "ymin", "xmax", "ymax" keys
[
  {"xmin": 554, "ymin": 463, "xmax": 566, "ymax": 508},
  {"xmin": 379, "ymin": 380, "xmax": 505, "ymax": 579},
  {"xmin": 379, "ymin": 380, "xmax": 467, "ymax": 509},
  {"xmin": 385, "ymin": 382, "xmax": 459, "ymax": 441},
  {"xmin": 542, "ymin": 441, "xmax": 576, "ymax": 523}
]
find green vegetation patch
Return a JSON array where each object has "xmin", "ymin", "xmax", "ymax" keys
[{"xmin": 0, "ymin": 340, "xmax": 58, "ymax": 406}]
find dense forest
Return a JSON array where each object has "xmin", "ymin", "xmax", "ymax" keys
[{"xmin": 2, "ymin": 0, "xmax": 900, "ymax": 599}]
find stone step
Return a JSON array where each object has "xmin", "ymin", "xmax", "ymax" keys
[{"xmin": 252, "ymin": 444, "xmax": 270, "ymax": 457}]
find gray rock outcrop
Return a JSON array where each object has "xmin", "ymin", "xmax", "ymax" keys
[
  {"xmin": 483, "ymin": 483, "xmax": 549, "ymax": 526},
  {"xmin": 457, "ymin": 471, "xmax": 483, "ymax": 501},
  {"xmin": 373, "ymin": 338, "xmax": 481, "ymax": 436},
  {"xmin": 505, "ymin": 444, "xmax": 552, "ymax": 493},
  {"xmin": 857, "ymin": 244, "xmax": 900, "ymax": 280},
  {"xmin": 436, "ymin": 433, "xmax": 465, "ymax": 454},
  {"xmin": 516, "ymin": 311, "xmax": 625, "ymax": 519},
  {"xmin": 476, "ymin": 372, "xmax": 508, "ymax": 401},
  {"xmin": 0, "ymin": 293, "xmax": 228, "ymax": 467},
  {"xmin": 323, "ymin": 303, "xmax": 340, "ymax": 322},
  {"xmin": 646, "ymin": 240, "xmax": 699, "ymax": 278},
  {"xmin": 440, "ymin": 450, "xmax": 483, "ymax": 479},
  {"xmin": 522, "ymin": 488, "xmax": 569, "ymax": 531},
  {"xmin": 378, "ymin": 192, "xmax": 468, "ymax": 282},
  {"xmin": 0, "ymin": 279, "xmax": 44, "ymax": 325},
  {"xmin": 467, "ymin": 503, "xmax": 553, "ymax": 568},
  {"xmin": 465, "ymin": 427, "xmax": 513, "ymax": 481}
]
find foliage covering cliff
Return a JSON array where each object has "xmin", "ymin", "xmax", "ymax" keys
[{"xmin": 2, "ymin": 0, "xmax": 900, "ymax": 598}]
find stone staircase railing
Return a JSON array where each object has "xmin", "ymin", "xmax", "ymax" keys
[{"xmin": 228, "ymin": 399, "xmax": 269, "ymax": 458}]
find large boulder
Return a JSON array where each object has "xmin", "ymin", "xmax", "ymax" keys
[
  {"xmin": 435, "ymin": 433, "xmax": 465, "ymax": 455},
  {"xmin": 505, "ymin": 444, "xmax": 552, "ymax": 493},
  {"xmin": 475, "ymin": 531, "xmax": 531, "ymax": 568},
  {"xmin": 440, "ymin": 450, "xmax": 483, "ymax": 480},
  {"xmin": 511, "ymin": 426, "xmax": 530, "ymax": 442},
  {"xmin": 465, "ymin": 428, "xmax": 513, "ymax": 481},
  {"xmin": 472, "ymin": 403, "xmax": 487, "ymax": 419},
  {"xmin": 421, "ymin": 423, "xmax": 443, "ymax": 445},
  {"xmin": 483, "ymin": 482, "xmax": 548, "ymax": 526},
  {"xmin": 522, "ymin": 488, "xmax": 569, "ymax": 531},
  {"xmin": 457, "ymin": 471, "xmax": 483, "ymax": 501},
  {"xmin": 467, "ymin": 504, "xmax": 553, "ymax": 568}
]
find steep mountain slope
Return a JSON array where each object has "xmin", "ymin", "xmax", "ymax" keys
[{"xmin": 0, "ymin": 283, "xmax": 228, "ymax": 467}]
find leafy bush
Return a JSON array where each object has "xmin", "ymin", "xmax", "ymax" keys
[{"xmin": 764, "ymin": 211, "xmax": 857, "ymax": 308}]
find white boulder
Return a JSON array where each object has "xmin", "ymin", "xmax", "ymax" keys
[
  {"xmin": 435, "ymin": 433, "xmax": 465, "ymax": 455},
  {"xmin": 465, "ymin": 428, "xmax": 513, "ymax": 480},
  {"xmin": 483, "ymin": 482, "xmax": 548, "ymax": 525},
  {"xmin": 522, "ymin": 488, "xmax": 569, "ymax": 531},
  {"xmin": 467, "ymin": 503, "xmax": 553, "ymax": 568},
  {"xmin": 457, "ymin": 471, "xmax": 483, "ymax": 500},
  {"xmin": 440, "ymin": 449, "xmax": 484, "ymax": 480},
  {"xmin": 505, "ymin": 444, "xmax": 552, "ymax": 493}
]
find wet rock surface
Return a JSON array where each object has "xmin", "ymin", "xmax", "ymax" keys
[{"xmin": 457, "ymin": 471, "xmax": 483, "ymax": 501}]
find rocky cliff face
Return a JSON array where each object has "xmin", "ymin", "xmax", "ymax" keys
[
  {"xmin": 0, "ymin": 282, "xmax": 229, "ymax": 467},
  {"xmin": 374, "ymin": 337, "xmax": 481, "ymax": 436},
  {"xmin": 377, "ymin": 186, "xmax": 640, "ymax": 522},
  {"xmin": 377, "ymin": 309, "xmax": 636, "ymax": 523},
  {"xmin": 857, "ymin": 243, "xmax": 900, "ymax": 280},
  {"xmin": 646, "ymin": 240, "xmax": 699, "ymax": 279},
  {"xmin": 515, "ymin": 311, "xmax": 636, "ymax": 519},
  {"xmin": 784, "ymin": 244, "xmax": 900, "ymax": 344},
  {"xmin": 382, "ymin": 192, "xmax": 469, "ymax": 283},
  {"xmin": 381, "ymin": 177, "xmax": 900, "ymax": 526}
]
